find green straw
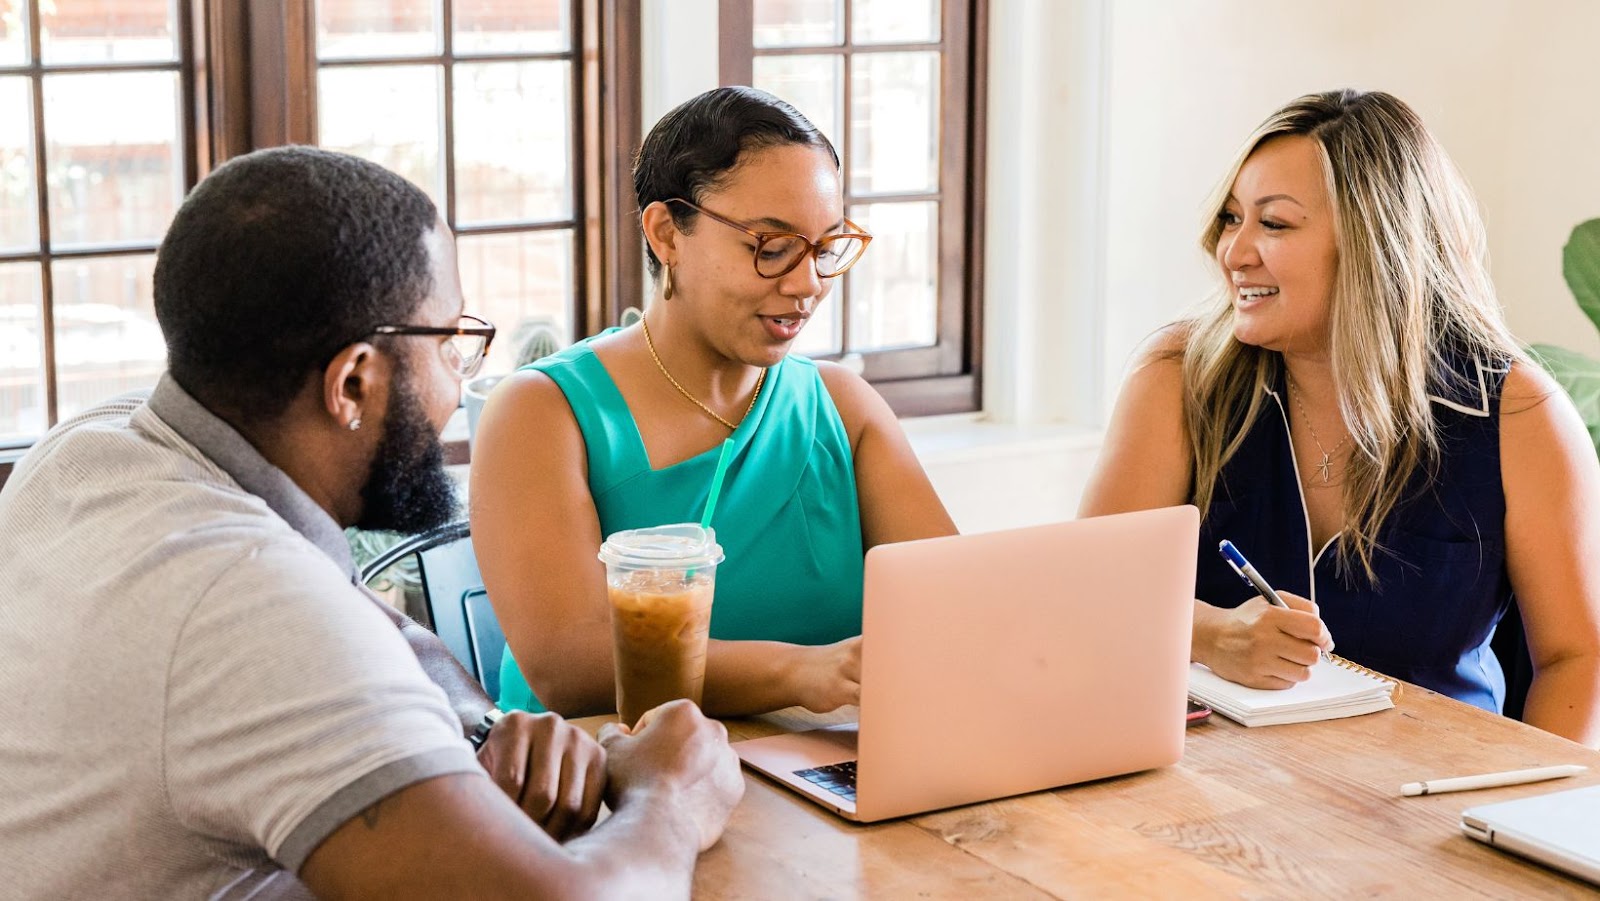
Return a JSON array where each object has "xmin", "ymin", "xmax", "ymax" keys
[
  {"xmin": 686, "ymin": 438, "xmax": 735, "ymax": 582},
  {"xmin": 700, "ymin": 438, "xmax": 736, "ymax": 528}
]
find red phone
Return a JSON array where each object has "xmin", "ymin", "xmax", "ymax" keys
[{"xmin": 1186, "ymin": 699, "xmax": 1213, "ymax": 723}]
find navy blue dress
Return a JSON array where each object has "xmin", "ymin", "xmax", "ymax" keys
[{"xmin": 1195, "ymin": 353, "xmax": 1514, "ymax": 713}]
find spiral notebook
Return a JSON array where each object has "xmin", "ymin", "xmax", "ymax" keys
[{"xmin": 1188, "ymin": 656, "xmax": 1398, "ymax": 726}]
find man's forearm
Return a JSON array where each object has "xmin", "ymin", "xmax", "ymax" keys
[
  {"xmin": 362, "ymin": 591, "xmax": 493, "ymax": 732},
  {"xmin": 562, "ymin": 789, "xmax": 700, "ymax": 900},
  {"xmin": 400, "ymin": 619, "xmax": 494, "ymax": 732}
]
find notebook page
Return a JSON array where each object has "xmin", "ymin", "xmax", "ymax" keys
[{"xmin": 1189, "ymin": 657, "xmax": 1391, "ymax": 715}]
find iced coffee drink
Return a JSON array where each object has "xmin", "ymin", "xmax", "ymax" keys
[
  {"xmin": 599, "ymin": 524, "xmax": 724, "ymax": 727},
  {"xmin": 609, "ymin": 570, "xmax": 715, "ymax": 726}
]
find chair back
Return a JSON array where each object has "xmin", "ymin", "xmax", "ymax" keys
[{"xmin": 360, "ymin": 521, "xmax": 506, "ymax": 702}]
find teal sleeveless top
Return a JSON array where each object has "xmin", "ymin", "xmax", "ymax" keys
[{"xmin": 496, "ymin": 332, "xmax": 866, "ymax": 712}]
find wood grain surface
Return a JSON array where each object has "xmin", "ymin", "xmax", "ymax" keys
[{"xmin": 574, "ymin": 687, "xmax": 1600, "ymax": 898}]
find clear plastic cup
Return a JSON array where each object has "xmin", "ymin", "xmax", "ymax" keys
[{"xmin": 599, "ymin": 523, "xmax": 724, "ymax": 727}]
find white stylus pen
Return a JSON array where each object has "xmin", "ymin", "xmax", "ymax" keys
[{"xmin": 1400, "ymin": 764, "xmax": 1587, "ymax": 797}]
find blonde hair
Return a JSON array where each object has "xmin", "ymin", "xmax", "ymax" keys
[{"xmin": 1183, "ymin": 89, "xmax": 1525, "ymax": 582}]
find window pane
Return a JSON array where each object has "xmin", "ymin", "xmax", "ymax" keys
[
  {"xmin": 791, "ymin": 287, "xmax": 841, "ymax": 356},
  {"xmin": 454, "ymin": 0, "xmax": 569, "ymax": 54},
  {"xmin": 752, "ymin": 55, "xmax": 841, "ymax": 154},
  {"xmin": 0, "ymin": 77, "xmax": 38, "ymax": 252},
  {"xmin": 0, "ymin": 262, "xmax": 45, "ymax": 442},
  {"xmin": 51, "ymin": 253, "xmax": 165, "ymax": 421},
  {"xmin": 457, "ymin": 229, "xmax": 573, "ymax": 375},
  {"xmin": 853, "ymin": 0, "xmax": 939, "ymax": 45},
  {"xmin": 40, "ymin": 0, "xmax": 176, "ymax": 65},
  {"xmin": 0, "ymin": 0, "xmax": 27, "ymax": 65},
  {"xmin": 847, "ymin": 201, "xmax": 936, "ymax": 350},
  {"xmin": 753, "ymin": 0, "xmax": 842, "ymax": 48},
  {"xmin": 318, "ymin": 0, "xmax": 441, "ymax": 59},
  {"xmin": 44, "ymin": 71, "xmax": 182, "ymax": 248},
  {"xmin": 454, "ymin": 61, "xmax": 571, "ymax": 226},
  {"xmin": 850, "ymin": 52, "xmax": 939, "ymax": 195},
  {"xmin": 319, "ymin": 65, "xmax": 444, "ymax": 203}
]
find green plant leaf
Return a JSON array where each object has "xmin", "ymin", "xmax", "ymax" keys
[
  {"xmin": 1564, "ymin": 218, "xmax": 1600, "ymax": 336},
  {"xmin": 1530, "ymin": 342, "xmax": 1600, "ymax": 458}
]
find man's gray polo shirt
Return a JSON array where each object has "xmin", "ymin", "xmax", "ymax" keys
[{"xmin": 0, "ymin": 376, "xmax": 481, "ymax": 899}]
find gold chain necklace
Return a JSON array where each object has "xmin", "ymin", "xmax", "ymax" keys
[
  {"xmin": 641, "ymin": 315, "xmax": 766, "ymax": 431},
  {"xmin": 1286, "ymin": 371, "xmax": 1350, "ymax": 484}
]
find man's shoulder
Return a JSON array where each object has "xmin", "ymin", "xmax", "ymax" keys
[
  {"xmin": 10, "ymin": 388, "xmax": 225, "ymax": 498},
  {"xmin": 0, "ymin": 395, "xmax": 330, "ymax": 625}
]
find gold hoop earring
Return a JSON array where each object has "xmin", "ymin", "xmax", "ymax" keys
[{"xmin": 662, "ymin": 264, "xmax": 675, "ymax": 300}]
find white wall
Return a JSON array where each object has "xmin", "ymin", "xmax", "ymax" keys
[
  {"xmin": 639, "ymin": 0, "xmax": 719, "ymax": 125},
  {"xmin": 1495, "ymin": 3, "xmax": 1600, "ymax": 353},
  {"xmin": 981, "ymin": 0, "xmax": 1108, "ymax": 428}
]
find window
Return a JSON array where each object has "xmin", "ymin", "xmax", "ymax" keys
[
  {"xmin": 0, "ymin": 0, "xmax": 193, "ymax": 450},
  {"xmin": 0, "ymin": 0, "xmax": 641, "ymax": 476},
  {"xmin": 720, "ymin": 0, "xmax": 986, "ymax": 415},
  {"xmin": 313, "ymin": 0, "xmax": 585, "ymax": 376}
]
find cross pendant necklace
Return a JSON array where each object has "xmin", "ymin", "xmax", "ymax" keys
[
  {"xmin": 1286, "ymin": 372, "xmax": 1349, "ymax": 485},
  {"xmin": 1314, "ymin": 452, "xmax": 1334, "ymax": 484}
]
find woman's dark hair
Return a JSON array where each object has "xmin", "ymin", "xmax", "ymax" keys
[
  {"xmin": 153, "ymin": 146, "xmax": 438, "ymax": 423},
  {"xmin": 632, "ymin": 85, "xmax": 839, "ymax": 276}
]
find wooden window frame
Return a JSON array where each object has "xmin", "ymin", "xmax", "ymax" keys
[
  {"xmin": 243, "ymin": 0, "xmax": 641, "ymax": 464},
  {"xmin": 241, "ymin": 0, "xmax": 642, "ymax": 342},
  {"xmin": 0, "ymin": 0, "xmax": 202, "ymax": 455},
  {"xmin": 718, "ymin": 0, "xmax": 987, "ymax": 417},
  {"xmin": 0, "ymin": 0, "xmax": 643, "ymax": 481}
]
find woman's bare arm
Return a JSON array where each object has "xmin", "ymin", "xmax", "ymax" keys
[
  {"xmin": 815, "ymin": 361, "xmax": 957, "ymax": 548},
  {"xmin": 471, "ymin": 370, "xmax": 617, "ymax": 716},
  {"xmin": 1079, "ymin": 335, "xmax": 1325, "ymax": 686},
  {"xmin": 1500, "ymin": 362, "xmax": 1600, "ymax": 746}
]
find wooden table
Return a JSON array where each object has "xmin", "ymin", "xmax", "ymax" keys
[{"xmin": 579, "ymin": 688, "xmax": 1600, "ymax": 898}]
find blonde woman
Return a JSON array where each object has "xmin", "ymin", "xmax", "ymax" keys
[{"xmin": 1080, "ymin": 89, "xmax": 1600, "ymax": 745}]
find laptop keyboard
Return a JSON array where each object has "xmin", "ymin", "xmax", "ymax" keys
[{"xmin": 794, "ymin": 760, "xmax": 858, "ymax": 802}]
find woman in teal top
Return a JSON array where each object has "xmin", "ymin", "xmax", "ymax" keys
[
  {"xmin": 493, "ymin": 339, "xmax": 867, "ymax": 711},
  {"xmin": 472, "ymin": 86, "xmax": 957, "ymax": 717}
]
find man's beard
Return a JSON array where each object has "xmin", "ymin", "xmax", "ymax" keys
[{"xmin": 356, "ymin": 370, "xmax": 459, "ymax": 534}]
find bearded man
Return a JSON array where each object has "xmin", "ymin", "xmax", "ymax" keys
[{"xmin": 0, "ymin": 146, "xmax": 740, "ymax": 900}]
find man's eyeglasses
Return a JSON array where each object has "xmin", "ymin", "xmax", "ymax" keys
[
  {"xmin": 666, "ymin": 198, "xmax": 872, "ymax": 279},
  {"xmin": 372, "ymin": 313, "xmax": 497, "ymax": 379}
]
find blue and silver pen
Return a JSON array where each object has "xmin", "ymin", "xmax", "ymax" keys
[
  {"xmin": 1218, "ymin": 539, "xmax": 1332, "ymax": 658},
  {"xmin": 1217, "ymin": 539, "xmax": 1288, "ymax": 608}
]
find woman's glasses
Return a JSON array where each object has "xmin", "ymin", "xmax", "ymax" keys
[
  {"xmin": 667, "ymin": 198, "xmax": 872, "ymax": 279},
  {"xmin": 372, "ymin": 313, "xmax": 497, "ymax": 378}
]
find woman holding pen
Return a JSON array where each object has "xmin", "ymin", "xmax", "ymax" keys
[
  {"xmin": 471, "ymin": 86, "xmax": 956, "ymax": 718},
  {"xmin": 1080, "ymin": 89, "xmax": 1600, "ymax": 746}
]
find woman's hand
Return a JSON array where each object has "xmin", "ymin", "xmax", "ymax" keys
[
  {"xmin": 1194, "ymin": 592, "xmax": 1333, "ymax": 689},
  {"xmin": 791, "ymin": 636, "xmax": 862, "ymax": 713}
]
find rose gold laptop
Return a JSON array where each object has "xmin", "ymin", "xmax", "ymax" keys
[{"xmin": 734, "ymin": 506, "xmax": 1199, "ymax": 822}]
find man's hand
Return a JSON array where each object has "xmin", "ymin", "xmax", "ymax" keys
[
  {"xmin": 476, "ymin": 710, "xmax": 608, "ymax": 841},
  {"xmin": 599, "ymin": 700, "xmax": 744, "ymax": 852}
]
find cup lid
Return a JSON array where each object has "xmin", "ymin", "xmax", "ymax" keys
[{"xmin": 598, "ymin": 523, "xmax": 725, "ymax": 569}]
